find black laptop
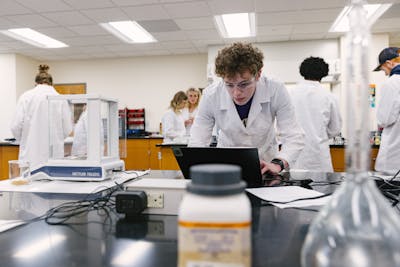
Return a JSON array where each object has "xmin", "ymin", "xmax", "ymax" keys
[{"xmin": 172, "ymin": 147, "xmax": 263, "ymax": 187}]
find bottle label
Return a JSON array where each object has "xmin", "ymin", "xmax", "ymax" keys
[{"xmin": 178, "ymin": 221, "xmax": 251, "ymax": 267}]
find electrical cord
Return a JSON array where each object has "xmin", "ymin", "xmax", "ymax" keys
[{"xmin": 261, "ymin": 192, "xmax": 332, "ymax": 206}]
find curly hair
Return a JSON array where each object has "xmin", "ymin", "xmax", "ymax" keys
[
  {"xmin": 215, "ymin": 42, "xmax": 264, "ymax": 78},
  {"xmin": 170, "ymin": 91, "xmax": 188, "ymax": 113},
  {"xmin": 299, "ymin": 57, "xmax": 329, "ymax": 81},
  {"xmin": 35, "ymin": 64, "xmax": 53, "ymax": 85}
]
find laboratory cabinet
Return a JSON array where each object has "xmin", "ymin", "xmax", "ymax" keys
[
  {"xmin": 123, "ymin": 138, "xmax": 162, "ymax": 170},
  {"xmin": 0, "ymin": 144, "xmax": 19, "ymax": 179}
]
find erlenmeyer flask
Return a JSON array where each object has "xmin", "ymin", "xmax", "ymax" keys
[{"xmin": 301, "ymin": 1, "xmax": 400, "ymax": 266}]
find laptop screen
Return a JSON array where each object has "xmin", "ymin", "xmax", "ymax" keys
[{"xmin": 172, "ymin": 147, "xmax": 262, "ymax": 188}]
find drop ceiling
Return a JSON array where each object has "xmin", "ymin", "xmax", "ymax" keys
[{"xmin": 0, "ymin": 0, "xmax": 399, "ymax": 61}]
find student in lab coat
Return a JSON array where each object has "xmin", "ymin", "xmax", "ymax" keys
[
  {"xmin": 290, "ymin": 57, "xmax": 342, "ymax": 172},
  {"xmin": 373, "ymin": 47, "xmax": 400, "ymax": 174},
  {"xmin": 71, "ymin": 105, "xmax": 105, "ymax": 159},
  {"xmin": 161, "ymin": 91, "xmax": 188, "ymax": 143},
  {"xmin": 188, "ymin": 42, "xmax": 305, "ymax": 175},
  {"xmin": 181, "ymin": 87, "xmax": 201, "ymax": 135},
  {"xmin": 71, "ymin": 106, "xmax": 88, "ymax": 158},
  {"xmin": 10, "ymin": 65, "xmax": 73, "ymax": 170}
]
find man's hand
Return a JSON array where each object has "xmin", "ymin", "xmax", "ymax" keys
[{"xmin": 260, "ymin": 160, "xmax": 281, "ymax": 175}]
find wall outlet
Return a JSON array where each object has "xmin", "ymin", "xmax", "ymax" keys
[{"xmin": 147, "ymin": 192, "xmax": 164, "ymax": 208}]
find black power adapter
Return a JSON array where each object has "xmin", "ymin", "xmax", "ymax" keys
[{"xmin": 115, "ymin": 191, "xmax": 147, "ymax": 216}]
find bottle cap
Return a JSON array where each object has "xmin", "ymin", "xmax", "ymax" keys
[{"xmin": 187, "ymin": 164, "xmax": 246, "ymax": 196}]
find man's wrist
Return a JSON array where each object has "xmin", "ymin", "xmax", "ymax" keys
[{"xmin": 270, "ymin": 158, "xmax": 285, "ymax": 172}]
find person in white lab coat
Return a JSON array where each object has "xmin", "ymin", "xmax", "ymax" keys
[
  {"xmin": 181, "ymin": 87, "xmax": 201, "ymax": 135},
  {"xmin": 161, "ymin": 91, "xmax": 188, "ymax": 143},
  {"xmin": 71, "ymin": 106, "xmax": 105, "ymax": 159},
  {"xmin": 373, "ymin": 47, "xmax": 400, "ymax": 174},
  {"xmin": 290, "ymin": 57, "xmax": 342, "ymax": 172},
  {"xmin": 71, "ymin": 107, "xmax": 88, "ymax": 158},
  {"xmin": 189, "ymin": 42, "xmax": 305, "ymax": 175},
  {"xmin": 10, "ymin": 65, "xmax": 73, "ymax": 170}
]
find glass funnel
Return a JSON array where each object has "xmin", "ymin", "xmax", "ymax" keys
[{"xmin": 301, "ymin": 0, "xmax": 400, "ymax": 266}]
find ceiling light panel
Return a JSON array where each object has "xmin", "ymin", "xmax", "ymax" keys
[
  {"xmin": 101, "ymin": 21, "xmax": 157, "ymax": 43},
  {"xmin": 215, "ymin": 13, "xmax": 256, "ymax": 38},
  {"xmin": 1, "ymin": 28, "xmax": 68, "ymax": 48}
]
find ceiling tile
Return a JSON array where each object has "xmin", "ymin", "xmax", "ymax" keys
[
  {"xmin": 255, "ymin": 0, "xmax": 302, "ymax": 12},
  {"xmin": 123, "ymin": 5, "xmax": 170, "ymax": 20},
  {"xmin": 257, "ymin": 25, "xmax": 293, "ymax": 36},
  {"xmin": 257, "ymin": 8, "xmax": 341, "ymax": 25},
  {"xmin": 6, "ymin": 14, "xmax": 57, "ymax": 28},
  {"xmin": 138, "ymin": 19, "xmax": 180, "ymax": 32},
  {"xmin": 372, "ymin": 18, "xmax": 400, "ymax": 32},
  {"xmin": 68, "ymin": 25, "xmax": 108, "ymax": 36},
  {"xmin": 292, "ymin": 23, "xmax": 331, "ymax": 34},
  {"xmin": 161, "ymin": 40, "xmax": 194, "ymax": 49},
  {"xmin": 81, "ymin": 8, "xmax": 129, "ymax": 23},
  {"xmin": 63, "ymin": 0, "xmax": 115, "ymax": 9},
  {"xmin": 185, "ymin": 29, "xmax": 221, "ymax": 40},
  {"xmin": 152, "ymin": 31, "xmax": 187, "ymax": 41},
  {"xmin": 36, "ymin": 27, "xmax": 77, "ymax": 38},
  {"xmin": 208, "ymin": 0, "xmax": 255, "ymax": 14},
  {"xmin": 0, "ymin": 17, "xmax": 17, "ymax": 29},
  {"xmin": 43, "ymin": 11, "xmax": 94, "ymax": 26},
  {"xmin": 300, "ymin": 0, "xmax": 346, "ymax": 10},
  {"xmin": 175, "ymin": 17, "xmax": 215, "ymax": 30},
  {"xmin": 15, "ymin": 0, "xmax": 73, "ymax": 13},
  {"xmin": 163, "ymin": 2, "xmax": 212, "ymax": 18},
  {"xmin": 380, "ymin": 3, "xmax": 400, "ymax": 19},
  {"xmin": 62, "ymin": 35, "xmax": 120, "ymax": 46},
  {"xmin": 112, "ymin": 0, "xmax": 159, "ymax": 6}
]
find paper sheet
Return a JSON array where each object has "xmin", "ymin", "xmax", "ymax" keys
[
  {"xmin": 0, "ymin": 170, "xmax": 149, "ymax": 194},
  {"xmin": 246, "ymin": 186, "xmax": 330, "ymax": 209},
  {"xmin": 0, "ymin": 220, "xmax": 25, "ymax": 233}
]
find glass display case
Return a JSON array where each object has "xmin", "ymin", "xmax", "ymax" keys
[{"xmin": 32, "ymin": 94, "xmax": 125, "ymax": 181}]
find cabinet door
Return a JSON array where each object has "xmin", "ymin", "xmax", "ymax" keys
[
  {"xmin": 159, "ymin": 147, "xmax": 180, "ymax": 170},
  {"xmin": 124, "ymin": 139, "xmax": 150, "ymax": 170},
  {"xmin": 149, "ymin": 139, "xmax": 162, "ymax": 170},
  {"xmin": 0, "ymin": 146, "xmax": 19, "ymax": 180}
]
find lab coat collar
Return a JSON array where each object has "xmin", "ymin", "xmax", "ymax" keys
[
  {"xmin": 219, "ymin": 76, "xmax": 271, "ymax": 111},
  {"xmin": 218, "ymin": 76, "xmax": 272, "ymax": 128},
  {"xmin": 299, "ymin": 79, "xmax": 320, "ymax": 87}
]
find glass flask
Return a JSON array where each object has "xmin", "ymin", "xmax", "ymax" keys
[{"xmin": 301, "ymin": 0, "xmax": 400, "ymax": 266}]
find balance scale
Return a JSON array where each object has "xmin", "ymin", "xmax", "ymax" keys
[{"xmin": 31, "ymin": 94, "xmax": 125, "ymax": 181}]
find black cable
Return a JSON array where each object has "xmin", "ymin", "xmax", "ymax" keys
[{"xmin": 261, "ymin": 192, "xmax": 332, "ymax": 205}]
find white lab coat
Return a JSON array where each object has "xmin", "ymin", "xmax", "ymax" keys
[
  {"xmin": 71, "ymin": 110, "xmax": 88, "ymax": 157},
  {"xmin": 181, "ymin": 106, "xmax": 199, "ymax": 135},
  {"xmin": 188, "ymin": 76, "xmax": 305, "ymax": 166},
  {"xmin": 10, "ymin": 84, "xmax": 73, "ymax": 170},
  {"xmin": 71, "ymin": 110, "xmax": 105, "ymax": 158},
  {"xmin": 161, "ymin": 109, "xmax": 187, "ymax": 143},
  {"xmin": 375, "ymin": 75, "xmax": 400, "ymax": 174},
  {"xmin": 290, "ymin": 80, "xmax": 342, "ymax": 172}
]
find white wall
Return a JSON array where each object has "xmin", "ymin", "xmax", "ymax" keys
[
  {"xmin": 49, "ymin": 54, "xmax": 208, "ymax": 132},
  {"xmin": 208, "ymin": 39, "xmax": 340, "ymax": 83},
  {"xmin": 0, "ymin": 54, "xmax": 17, "ymax": 140},
  {"xmin": 15, "ymin": 54, "xmax": 38, "ymax": 97}
]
